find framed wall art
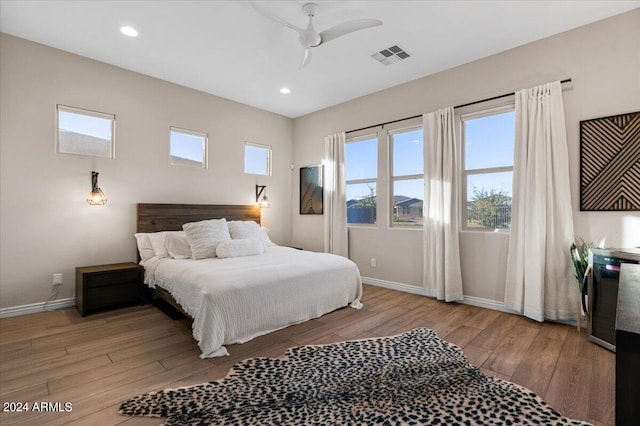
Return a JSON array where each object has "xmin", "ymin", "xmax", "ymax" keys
[
  {"xmin": 580, "ymin": 111, "xmax": 640, "ymax": 211},
  {"xmin": 300, "ymin": 165, "xmax": 323, "ymax": 215}
]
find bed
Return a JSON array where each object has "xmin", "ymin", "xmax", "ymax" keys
[{"xmin": 136, "ymin": 203, "xmax": 363, "ymax": 358}]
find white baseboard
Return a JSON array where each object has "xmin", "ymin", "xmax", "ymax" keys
[
  {"xmin": 362, "ymin": 276, "xmax": 512, "ymax": 311},
  {"xmin": 362, "ymin": 277, "xmax": 579, "ymax": 326},
  {"xmin": 0, "ymin": 298, "xmax": 76, "ymax": 318},
  {"xmin": 460, "ymin": 295, "xmax": 519, "ymax": 314},
  {"xmin": 362, "ymin": 277, "xmax": 426, "ymax": 296}
]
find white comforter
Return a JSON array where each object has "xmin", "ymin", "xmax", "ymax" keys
[{"xmin": 142, "ymin": 247, "xmax": 362, "ymax": 358}]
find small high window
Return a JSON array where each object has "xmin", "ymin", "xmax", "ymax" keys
[
  {"xmin": 169, "ymin": 127, "xmax": 207, "ymax": 168},
  {"xmin": 244, "ymin": 142, "xmax": 272, "ymax": 176},
  {"xmin": 56, "ymin": 105, "xmax": 115, "ymax": 158}
]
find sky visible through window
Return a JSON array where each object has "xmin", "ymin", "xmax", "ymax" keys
[
  {"xmin": 58, "ymin": 110, "xmax": 111, "ymax": 140},
  {"xmin": 465, "ymin": 112, "xmax": 514, "ymax": 169},
  {"xmin": 393, "ymin": 129, "xmax": 423, "ymax": 178},
  {"xmin": 346, "ymin": 112, "xmax": 515, "ymax": 204},
  {"xmin": 346, "ymin": 137, "xmax": 377, "ymax": 202},
  {"xmin": 61, "ymin": 110, "xmax": 277, "ymax": 172},
  {"xmin": 464, "ymin": 111, "xmax": 515, "ymax": 201},
  {"xmin": 62, "ymin": 107, "xmax": 514, "ymax": 201},
  {"xmin": 245, "ymin": 144, "xmax": 270, "ymax": 175},
  {"xmin": 345, "ymin": 138, "xmax": 377, "ymax": 181},
  {"xmin": 59, "ymin": 111, "xmax": 209, "ymax": 163},
  {"xmin": 170, "ymin": 130, "xmax": 206, "ymax": 163}
]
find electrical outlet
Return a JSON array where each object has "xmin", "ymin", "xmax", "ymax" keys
[
  {"xmin": 52, "ymin": 273, "xmax": 63, "ymax": 286},
  {"xmin": 370, "ymin": 258, "xmax": 377, "ymax": 268}
]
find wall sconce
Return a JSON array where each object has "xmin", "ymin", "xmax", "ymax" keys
[
  {"xmin": 87, "ymin": 171, "xmax": 107, "ymax": 205},
  {"xmin": 255, "ymin": 185, "xmax": 271, "ymax": 208}
]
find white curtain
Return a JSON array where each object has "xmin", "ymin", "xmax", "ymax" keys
[
  {"xmin": 505, "ymin": 81, "xmax": 576, "ymax": 321},
  {"xmin": 323, "ymin": 133, "xmax": 349, "ymax": 257},
  {"xmin": 423, "ymin": 107, "xmax": 464, "ymax": 301}
]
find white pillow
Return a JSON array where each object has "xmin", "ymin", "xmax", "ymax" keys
[
  {"xmin": 227, "ymin": 221, "xmax": 274, "ymax": 248},
  {"xmin": 147, "ymin": 231, "xmax": 184, "ymax": 259},
  {"xmin": 165, "ymin": 233, "xmax": 192, "ymax": 259},
  {"xmin": 216, "ymin": 238, "xmax": 265, "ymax": 259},
  {"xmin": 183, "ymin": 218, "xmax": 231, "ymax": 260},
  {"xmin": 134, "ymin": 233, "xmax": 155, "ymax": 261},
  {"xmin": 261, "ymin": 227, "xmax": 275, "ymax": 245}
]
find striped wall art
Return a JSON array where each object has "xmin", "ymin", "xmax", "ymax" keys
[{"xmin": 580, "ymin": 111, "xmax": 640, "ymax": 211}]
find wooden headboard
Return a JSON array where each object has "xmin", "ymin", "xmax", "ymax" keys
[{"xmin": 137, "ymin": 204, "xmax": 260, "ymax": 233}]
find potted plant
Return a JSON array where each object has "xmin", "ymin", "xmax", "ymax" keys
[
  {"xmin": 570, "ymin": 239, "xmax": 591, "ymax": 315},
  {"xmin": 570, "ymin": 238, "xmax": 606, "ymax": 319}
]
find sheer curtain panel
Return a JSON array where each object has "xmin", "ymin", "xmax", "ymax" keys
[
  {"xmin": 323, "ymin": 133, "xmax": 349, "ymax": 257},
  {"xmin": 505, "ymin": 81, "xmax": 576, "ymax": 321},
  {"xmin": 423, "ymin": 107, "xmax": 464, "ymax": 301}
]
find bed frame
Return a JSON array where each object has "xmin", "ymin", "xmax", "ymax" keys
[
  {"xmin": 137, "ymin": 203, "xmax": 260, "ymax": 233},
  {"xmin": 136, "ymin": 203, "xmax": 261, "ymax": 317}
]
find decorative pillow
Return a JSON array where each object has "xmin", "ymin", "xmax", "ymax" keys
[
  {"xmin": 216, "ymin": 238, "xmax": 265, "ymax": 259},
  {"xmin": 165, "ymin": 232, "xmax": 192, "ymax": 259},
  {"xmin": 227, "ymin": 221, "xmax": 274, "ymax": 248},
  {"xmin": 147, "ymin": 231, "xmax": 184, "ymax": 259},
  {"xmin": 182, "ymin": 218, "xmax": 231, "ymax": 260},
  {"xmin": 134, "ymin": 233, "xmax": 155, "ymax": 261},
  {"xmin": 261, "ymin": 227, "xmax": 275, "ymax": 245}
]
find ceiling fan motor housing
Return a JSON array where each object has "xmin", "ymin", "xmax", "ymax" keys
[
  {"xmin": 300, "ymin": 3, "xmax": 322, "ymax": 47},
  {"xmin": 302, "ymin": 3, "xmax": 319, "ymax": 17}
]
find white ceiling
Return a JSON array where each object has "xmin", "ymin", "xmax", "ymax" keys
[{"xmin": 1, "ymin": 1, "xmax": 638, "ymax": 118}]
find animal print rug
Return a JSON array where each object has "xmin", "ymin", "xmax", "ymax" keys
[{"xmin": 119, "ymin": 328, "xmax": 588, "ymax": 425}]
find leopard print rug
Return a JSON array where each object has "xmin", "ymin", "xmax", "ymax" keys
[{"xmin": 119, "ymin": 328, "xmax": 589, "ymax": 425}]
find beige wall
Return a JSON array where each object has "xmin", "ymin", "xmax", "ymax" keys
[
  {"xmin": 291, "ymin": 10, "xmax": 640, "ymax": 301},
  {"xmin": 1, "ymin": 10, "xmax": 638, "ymax": 311},
  {"xmin": 0, "ymin": 34, "xmax": 293, "ymax": 309}
]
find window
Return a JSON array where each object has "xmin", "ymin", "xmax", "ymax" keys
[
  {"xmin": 169, "ymin": 127, "xmax": 207, "ymax": 168},
  {"xmin": 461, "ymin": 105, "xmax": 515, "ymax": 230},
  {"xmin": 244, "ymin": 142, "xmax": 272, "ymax": 176},
  {"xmin": 56, "ymin": 105, "xmax": 115, "ymax": 158},
  {"xmin": 345, "ymin": 135, "xmax": 377, "ymax": 224},
  {"xmin": 390, "ymin": 126, "xmax": 423, "ymax": 227}
]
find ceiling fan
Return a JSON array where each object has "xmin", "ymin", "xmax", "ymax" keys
[{"xmin": 251, "ymin": 1, "xmax": 383, "ymax": 68}]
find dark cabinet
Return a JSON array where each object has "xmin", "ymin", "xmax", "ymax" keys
[
  {"xmin": 76, "ymin": 263, "xmax": 143, "ymax": 316},
  {"xmin": 616, "ymin": 263, "xmax": 640, "ymax": 426}
]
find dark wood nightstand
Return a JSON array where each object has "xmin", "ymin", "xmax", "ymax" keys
[{"xmin": 76, "ymin": 262, "xmax": 144, "ymax": 317}]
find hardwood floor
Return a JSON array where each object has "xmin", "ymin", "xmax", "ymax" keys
[{"xmin": 0, "ymin": 285, "xmax": 614, "ymax": 425}]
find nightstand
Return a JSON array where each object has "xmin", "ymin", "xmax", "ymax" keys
[{"xmin": 76, "ymin": 262, "xmax": 144, "ymax": 317}]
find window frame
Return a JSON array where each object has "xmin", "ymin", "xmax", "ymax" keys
[
  {"xmin": 168, "ymin": 126, "xmax": 208, "ymax": 169},
  {"xmin": 345, "ymin": 131, "xmax": 379, "ymax": 227},
  {"xmin": 56, "ymin": 104, "xmax": 116, "ymax": 159},
  {"xmin": 244, "ymin": 141, "xmax": 272, "ymax": 176},
  {"xmin": 459, "ymin": 101, "xmax": 515, "ymax": 232},
  {"xmin": 387, "ymin": 118, "xmax": 424, "ymax": 229}
]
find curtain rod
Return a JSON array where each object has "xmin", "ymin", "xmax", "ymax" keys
[{"xmin": 346, "ymin": 78, "xmax": 572, "ymax": 134}]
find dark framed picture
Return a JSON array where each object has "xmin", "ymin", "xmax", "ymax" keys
[
  {"xmin": 579, "ymin": 111, "xmax": 639, "ymax": 211},
  {"xmin": 300, "ymin": 165, "xmax": 323, "ymax": 215}
]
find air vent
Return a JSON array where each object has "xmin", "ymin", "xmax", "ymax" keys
[{"xmin": 371, "ymin": 44, "xmax": 411, "ymax": 65}]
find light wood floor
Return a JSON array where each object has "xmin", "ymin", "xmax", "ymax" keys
[{"xmin": 0, "ymin": 285, "xmax": 614, "ymax": 425}]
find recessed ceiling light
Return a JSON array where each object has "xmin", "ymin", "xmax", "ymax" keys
[
  {"xmin": 280, "ymin": 88, "xmax": 291, "ymax": 94},
  {"xmin": 120, "ymin": 26, "xmax": 138, "ymax": 37}
]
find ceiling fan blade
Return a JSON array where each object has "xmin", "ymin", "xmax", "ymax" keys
[
  {"xmin": 319, "ymin": 19, "xmax": 382, "ymax": 44},
  {"xmin": 249, "ymin": 0, "xmax": 305, "ymax": 35},
  {"xmin": 301, "ymin": 47, "xmax": 312, "ymax": 68}
]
